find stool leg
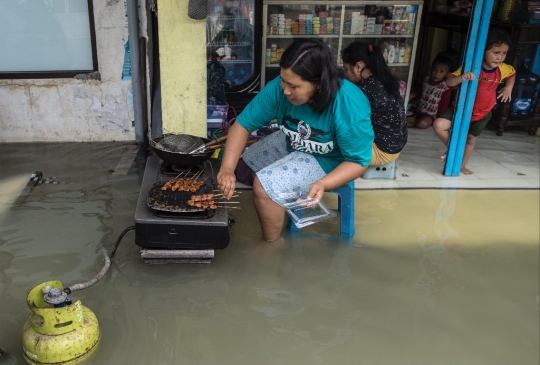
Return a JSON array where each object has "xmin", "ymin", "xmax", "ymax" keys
[
  {"xmin": 287, "ymin": 217, "xmax": 300, "ymax": 232},
  {"xmin": 337, "ymin": 185, "xmax": 355, "ymax": 237},
  {"xmin": 287, "ymin": 183, "xmax": 355, "ymax": 236}
]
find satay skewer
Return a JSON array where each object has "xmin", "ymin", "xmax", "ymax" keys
[
  {"xmin": 212, "ymin": 193, "xmax": 240, "ymax": 198},
  {"xmin": 186, "ymin": 199, "xmax": 240, "ymax": 206},
  {"xmin": 189, "ymin": 193, "xmax": 238, "ymax": 201},
  {"xmin": 212, "ymin": 195, "xmax": 239, "ymax": 199},
  {"xmin": 175, "ymin": 170, "xmax": 190, "ymax": 179},
  {"xmin": 187, "ymin": 199, "xmax": 240, "ymax": 204},
  {"xmin": 188, "ymin": 198, "xmax": 240, "ymax": 204},
  {"xmin": 161, "ymin": 180, "xmax": 175, "ymax": 191},
  {"xmin": 190, "ymin": 194, "xmax": 213, "ymax": 201},
  {"xmin": 171, "ymin": 179, "xmax": 183, "ymax": 191},
  {"xmin": 191, "ymin": 170, "xmax": 204, "ymax": 181}
]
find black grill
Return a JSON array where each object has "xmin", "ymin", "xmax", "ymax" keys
[{"xmin": 134, "ymin": 154, "xmax": 231, "ymax": 251}]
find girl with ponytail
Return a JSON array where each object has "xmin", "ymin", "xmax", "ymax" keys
[{"xmin": 342, "ymin": 41, "xmax": 407, "ymax": 165}]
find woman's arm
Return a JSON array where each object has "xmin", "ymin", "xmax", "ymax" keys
[
  {"xmin": 307, "ymin": 161, "xmax": 367, "ymax": 201},
  {"xmin": 217, "ymin": 78, "xmax": 283, "ymax": 198},
  {"xmin": 217, "ymin": 122, "xmax": 251, "ymax": 199},
  {"xmin": 310, "ymin": 83, "xmax": 373, "ymax": 202}
]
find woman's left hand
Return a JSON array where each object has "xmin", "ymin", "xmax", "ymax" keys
[
  {"xmin": 217, "ymin": 168, "xmax": 237, "ymax": 199},
  {"xmin": 307, "ymin": 181, "xmax": 326, "ymax": 204}
]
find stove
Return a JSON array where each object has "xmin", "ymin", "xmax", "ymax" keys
[{"xmin": 134, "ymin": 153, "xmax": 233, "ymax": 264}]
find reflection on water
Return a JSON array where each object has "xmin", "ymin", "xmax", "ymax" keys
[
  {"xmin": 414, "ymin": 188, "xmax": 459, "ymax": 294},
  {"xmin": 0, "ymin": 143, "xmax": 538, "ymax": 365},
  {"xmin": 0, "ymin": 174, "xmax": 30, "ymax": 219},
  {"xmin": 249, "ymin": 241, "xmax": 358, "ymax": 363}
]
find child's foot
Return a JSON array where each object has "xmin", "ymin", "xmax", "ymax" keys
[
  {"xmin": 460, "ymin": 167, "xmax": 473, "ymax": 175},
  {"xmin": 440, "ymin": 151, "xmax": 447, "ymax": 162}
]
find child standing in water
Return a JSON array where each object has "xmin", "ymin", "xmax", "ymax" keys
[
  {"xmin": 433, "ymin": 28, "xmax": 515, "ymax": 174},
  {"xmin": 410, "ymin": 56, "xmax": 453, "ymax": 129},
  {"xmin": 342, "ymin": 41, "xmax": 407, "ymax": 165}
]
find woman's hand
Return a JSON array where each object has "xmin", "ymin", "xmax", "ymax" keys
[
  {"xmin": 216, "ymin": 122, "xmax": 251, "ymax": 199},
  {"xmin": 217, "ymin": 168, "xmax": 236, "ymax": 199},
  {"xmin": 306, "ymin": 180, "xmax": 326, "ymax": 204}
]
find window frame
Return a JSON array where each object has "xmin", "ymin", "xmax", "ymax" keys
[{"xmin": 0, "ymin": 0, "xmax": 99, "ymax": 80}]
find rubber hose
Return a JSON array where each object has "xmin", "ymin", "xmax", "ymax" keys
[{"xmin": 64, "ymin": 248, "xmax": 111, "ymax": 294}]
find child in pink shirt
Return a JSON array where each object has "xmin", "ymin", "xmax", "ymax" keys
[{"xmin": 411, "ymin": 56, "xmax": 453, "ymax": 129}]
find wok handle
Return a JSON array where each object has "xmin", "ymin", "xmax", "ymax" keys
[
  {"xmin": 205, "ymin": 135, "xmax": 228, "ymax": 147},
  {"xmin": 206, "ymin": 143, "xmax": 226, "ymax": 150}
]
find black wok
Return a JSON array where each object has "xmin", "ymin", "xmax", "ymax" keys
[{"xmin": 152, "ymin": 136, "xmax": 215, "ymax": 167}]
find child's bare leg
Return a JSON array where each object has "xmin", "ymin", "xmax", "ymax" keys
[
  {"xmin": 433, "ymin": 117, "xmax": 451, "ymax": 161},
  {"xmin": 416, "ymin": 116, "xmax": 434, "ymax": 129},
  {"xmin": 460, "ymin": 134, "xmax": 477, "ymax": 175}
]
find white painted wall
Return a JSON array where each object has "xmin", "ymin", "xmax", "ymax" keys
[{"xmin": 0, "ymin": 0, "xmax": 148, "ymax": 142}]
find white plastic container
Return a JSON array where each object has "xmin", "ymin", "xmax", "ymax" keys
[
  {"xmin": 399, "ymin": 46, "xmax": 405, "ymax": 63},
  {"xmin": 387, "ymin": 45, "xmax": 395, "ymax": 63}
]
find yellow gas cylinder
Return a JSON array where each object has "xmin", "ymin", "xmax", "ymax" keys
[{"xmin": 21, "ymin": 280, "xmax": 100, "ymax": 365}]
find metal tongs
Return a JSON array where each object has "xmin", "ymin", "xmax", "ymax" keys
[{"xmin": 190, "ymin": 135, "xmax": 228, "ymax": 154}]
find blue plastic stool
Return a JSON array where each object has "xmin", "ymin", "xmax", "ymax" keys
[{"xmin": 287, "ymin": 181, "xmax": 355, "ymax": 237}]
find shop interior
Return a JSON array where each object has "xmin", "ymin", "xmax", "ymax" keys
[
  {"xmin": 0, "ymin": 2, "xmax": 538, "ymax": 364},
  {"xmin": 199, "ymin": 0, "xmax": 540, "ymax": 187},
  {"xmin": 414, "ymin": 0, "xmax": 540, "ymax": 136}
]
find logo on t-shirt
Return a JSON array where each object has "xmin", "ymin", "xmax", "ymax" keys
[
  {"xmin": 297, "ymin": 120, "xmax": 311, "ymax": 140},
  {"xmin": 280, "ymin": 116, "xmax": 334, "ymax": 155}
]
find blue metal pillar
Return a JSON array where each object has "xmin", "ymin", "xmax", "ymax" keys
[{"xmin": 444, "ymin": 0, "xmax": 494, "ymax": 175}]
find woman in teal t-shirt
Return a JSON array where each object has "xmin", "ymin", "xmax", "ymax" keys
[{"xmin": 217, "ymin": 39, "xmax": 374, "ymax": 242}]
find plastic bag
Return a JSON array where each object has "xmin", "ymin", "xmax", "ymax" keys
[{"xmin": 207, "ymin": 60, "xmax": 227, "ymax": 106}]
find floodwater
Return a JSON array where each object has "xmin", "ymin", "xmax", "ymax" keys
[{"xmin": 0, "ymin": 142, "xmax": 538, "ymax": 365}]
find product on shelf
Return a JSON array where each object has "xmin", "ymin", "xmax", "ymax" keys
[{"xmin": 263, "ymin": 1, "xmax": 422, "ymax": 102}]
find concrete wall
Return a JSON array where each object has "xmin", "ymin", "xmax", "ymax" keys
[
  {"xmin": 158, "ymin": 0, "xmax": 207, "ymax": 138},
  {"xmin": 0, "ymin": 0, "xmax": 148, "ymax": 142}
]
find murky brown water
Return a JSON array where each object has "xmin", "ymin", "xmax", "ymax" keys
[{"xmin": 1, "ymin": 143, "xmax": 538, "ymax": 365}]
